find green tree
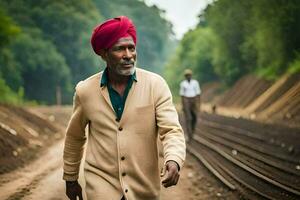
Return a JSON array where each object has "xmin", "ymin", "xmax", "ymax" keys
[
  {"xmin": 165, "ymin": 27, "xmax": 218, "ymax": 96},
  {"xmin": 0, "ymin": 6, "xmax": 22, "ymax": 103},
  {"xmin": 204, "ymin": 0, "xmax": 252, "ymax": 84},
  {"xmin": 165, "ymin": 0, "xmax": 300, "ymax": 100},
  {"xmin": 0, "ymin": 0, "xmax": 179, "ymax": 104},
  {"xmin": 1, "ymin": 0, "xmax": 103, "ymax": 103},
  {"xmin": 246, "ymin": 0, "xmax": 300, "ymax": 79},
  {"xmin": 29, "ymin": 1, "xmax": 102, "ymax": 84},
  {"xmin": 11, "ymin": 30, "xmax": 71, "ymax": 104},
  {"xmin": 204, "ymin": 0, "xmax": 300, "ymax": 82}
]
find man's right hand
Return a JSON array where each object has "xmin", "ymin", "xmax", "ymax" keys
[{"xmin": 66, "ymin": 180, "xmax": 83, "ymax": 200}]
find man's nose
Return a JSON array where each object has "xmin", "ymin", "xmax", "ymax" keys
[{"xmin": 123, "ymin": 48, "xmax": 133, "ymax": 59}]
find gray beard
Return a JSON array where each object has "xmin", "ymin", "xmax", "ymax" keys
[{"xmin": 117, "ymin": 62, "xmax": 136, "ymax": 76}]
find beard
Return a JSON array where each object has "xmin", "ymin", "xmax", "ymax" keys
[{"xmin": 115, "ymin": 60, "xmax": 136, "ymax": 76}]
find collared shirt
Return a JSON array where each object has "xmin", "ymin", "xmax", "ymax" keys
[
  {"xmin": 179, "ymin": 79, "xmax": 201, "ymax": 98},
  {"xmin": 100, "ymin": 68, "xmax": 137, "ymax": 120}
]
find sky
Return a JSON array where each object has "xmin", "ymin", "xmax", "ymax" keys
[{"xmin": 144, "ymin": 0, "xmax": 212, "ymax": 39}]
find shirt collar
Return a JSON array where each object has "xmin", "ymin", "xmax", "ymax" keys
[{"xmin": 100, "ymin": 67, "xmax": 137, "ymax": 87}]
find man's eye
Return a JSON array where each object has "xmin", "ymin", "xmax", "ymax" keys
[{"xmin": 113, "ymin": 47, "xmax": 122, "ymax": 51}]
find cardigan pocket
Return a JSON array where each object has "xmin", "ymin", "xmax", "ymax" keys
[{"xmin": 134, "ymin": 104, "xmax": 155, "ymax": 133}]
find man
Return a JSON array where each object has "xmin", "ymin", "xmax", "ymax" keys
[
  {"xmin": 63, "ymin": 16, "xmax": 186, "ymax": 200},
  {"xmin": 179, "ymin": 69, "xmax": 201, "ymax": 142}
]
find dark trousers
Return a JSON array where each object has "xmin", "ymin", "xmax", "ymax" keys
[
  {"xmin": 182, "ymin": 97, "xmax": 198, "ymax": 141},
  {"xmin": 121, "ymin": 196, "xmax": 125, "ymax": 200}
]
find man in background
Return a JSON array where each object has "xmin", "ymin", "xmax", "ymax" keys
[{"xmin": 180, "ymin": 69, "xmax": 201, "ymax": 142}]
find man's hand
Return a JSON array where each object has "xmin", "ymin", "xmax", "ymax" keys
[
  {"xmin": 161, "ymin": 160, "xmax": 180, "ymax": 188},
  {"xmin": 66, "ymin": 180, "xmax": 83, "ymax": 200}
]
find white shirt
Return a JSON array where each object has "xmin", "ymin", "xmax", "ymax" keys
[{"xmin": 179, "ymin": 79, "xmax": 201, "ymax": 97}]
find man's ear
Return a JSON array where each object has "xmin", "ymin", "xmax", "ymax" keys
[{"xmin": 98, "ymin": 49, "xmax": 108, "ymax": 61}]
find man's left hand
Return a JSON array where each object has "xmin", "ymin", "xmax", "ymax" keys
[{"xmin": 161, "ymin": 160, "xmax": 180, "ymax": 188}]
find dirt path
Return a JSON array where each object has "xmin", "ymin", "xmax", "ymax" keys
[
  {"xmin": 0, "ymin": 142, "xmax": 237, "ymax": 200},
  {"xmin": 161, "ymin": 153, "xmax": 239, "ymax": 200},
  {"xmin": 0, "ymin": 140, "xmax": 65, "ymax": 200},
  {"xmin": 0, "ymin": 106, "xmax": 237, "ymax": 200}
]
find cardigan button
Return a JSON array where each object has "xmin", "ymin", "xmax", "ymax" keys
[
  {"xmin": 121, "ymin": 156, "xmax": 125, "ymax": 161},
  {"xmin": 115, "ymin": 118, "xmax": 120, "ymax": 122},
  {"xmin": 125, "ymin": 189, "xmax": 128, "ymax": 193},
  {"xmin": 118, "ymin": 127, "xmax": 123, "ymax": 131},
  {"xmin": 122, "ymin": 172, "xmax": 126, "ymax": 176}
]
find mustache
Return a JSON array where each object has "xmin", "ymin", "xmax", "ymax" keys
[{"xmin": 121, "ymin": 60, "xmax": 135, "ymax": 65}]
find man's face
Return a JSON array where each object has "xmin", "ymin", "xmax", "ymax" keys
[
  {"xmin": 185, "ymin": 74, "xmax": 192, "ymax": 81},
  {"xmin": 105, "ymin": 37, "xmax": 137, "ymax": 76}
]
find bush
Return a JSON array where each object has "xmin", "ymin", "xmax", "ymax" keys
[{"xmin": 0, "ymin": 78, "xmax": 23, "ymax": 104}]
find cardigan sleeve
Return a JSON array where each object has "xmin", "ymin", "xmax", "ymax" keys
[
  {"xmin": 154, "ymin": 76, "xmax": 186, "ymax": 169},
  {"xmin": 63, "ymin": 86, "xmax": 88, "ymax": 181}
]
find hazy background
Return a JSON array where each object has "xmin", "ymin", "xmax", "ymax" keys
[
  {"xmin": 0, "ymin": 0, "xmax": 300, "ymax": 105},
  {"xmin": 144, "ymin": 0, "xmax": 212, "ymax": 39}
]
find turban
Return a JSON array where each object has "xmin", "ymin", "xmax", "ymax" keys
[{"xmin": 91, "ymin": 16, "xmax": 137, "ymax": 55}]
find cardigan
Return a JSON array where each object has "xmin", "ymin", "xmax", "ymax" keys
[{"xmin": 63, "ymin": 68, "xmax": 186, "ymax": 200}]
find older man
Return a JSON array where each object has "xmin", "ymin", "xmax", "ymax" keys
[{"xmin": 63, "ymin": 16, "xmax": 186, "ymax": 200}]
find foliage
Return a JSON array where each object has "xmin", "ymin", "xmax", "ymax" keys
[
  {"xmin": 0, "ymin": 78, "xmax": 23, "ymax": 104},
  {"xmin": 165, "ymin": 27, "xmax": 218, "ymax": 95},
  {"xmin": 0, "ymin": 7, "xmax": 22, "ymax": 104},
  {"xmin": 0, "ymin": 0, "xmax": 176, "ymax": 104},
  {"xmin": 164, "ymin": 0, "xmax": 300, "ymax": 95},
  {"xmin": 247, "ymin": 0, "xmax": 300, "ymax": 80},
  {"xmin": 0, "ymin": 7, "xmax": 20, "ymax": 48},
  {"xmin": 1, "ymin": 0, "xmax": 103, "ymax": 83},
  {"xmin": 10, "ymin": 30, "xmax": 71, "ymax": 104},
  {"xmin": 205, "ymin": 0, "xmax": 252, "ymax": 84},
  {"xmin": 207, "ymin": 0, "xmax": 300, "ymax": 82},
  {"xmin": 288, "ymin": 54, "xmax": 300, "ymax": 74},
  {"xmin": 28, "ymin": 0, "xmax": 102, "ymax": 85}
]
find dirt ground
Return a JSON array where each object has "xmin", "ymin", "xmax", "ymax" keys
[
  {"xmin": 0, "ymin": 104, "xmax": 62, "ymax": 175},
  {"xmin": 0, "ymin": 106, "xmax": 238, "ymax": 200},
  {"xmin": 160, "ymin": 153, "xmax": 239, "ymax": 200}
]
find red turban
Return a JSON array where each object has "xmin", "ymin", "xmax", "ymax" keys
[{"xmin": 91, "ymin": 16, "xmax": 137, "ymax": 55}]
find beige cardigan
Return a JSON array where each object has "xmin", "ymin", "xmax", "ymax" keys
[{"xmin": 63, "ymin": 68, "xmax": 186, "ymax": 200}]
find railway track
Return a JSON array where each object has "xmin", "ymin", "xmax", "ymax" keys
[{"xmin": 187, "ymin": 113, "xmax": 300, "ymax": 200}]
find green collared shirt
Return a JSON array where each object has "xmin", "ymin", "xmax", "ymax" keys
[{"xmin": 100, "ymin": 68, "xmax": 137, "ymax": 121}]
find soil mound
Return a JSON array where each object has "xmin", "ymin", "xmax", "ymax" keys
[
  {"xmin": 204, "ymin": 73, "xmax": 300, "ymax": 128},
  {"xmin": 201, "ymin": 82, "xmax": 223, "ymax": 103},
  {"xmin": 245, "ymin": 73, "xmax": 300, "ymax": 113},
  {"xmin": 217, "ymin": 75, "xmax": 272, "ymax": 108},
  {"xmin": 259, "ymin": 79, "xmax": 300, "ymax": 126},
  {"xmin": 0, "ymin": 104, "xmax": 62, "ymax": 174}
]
